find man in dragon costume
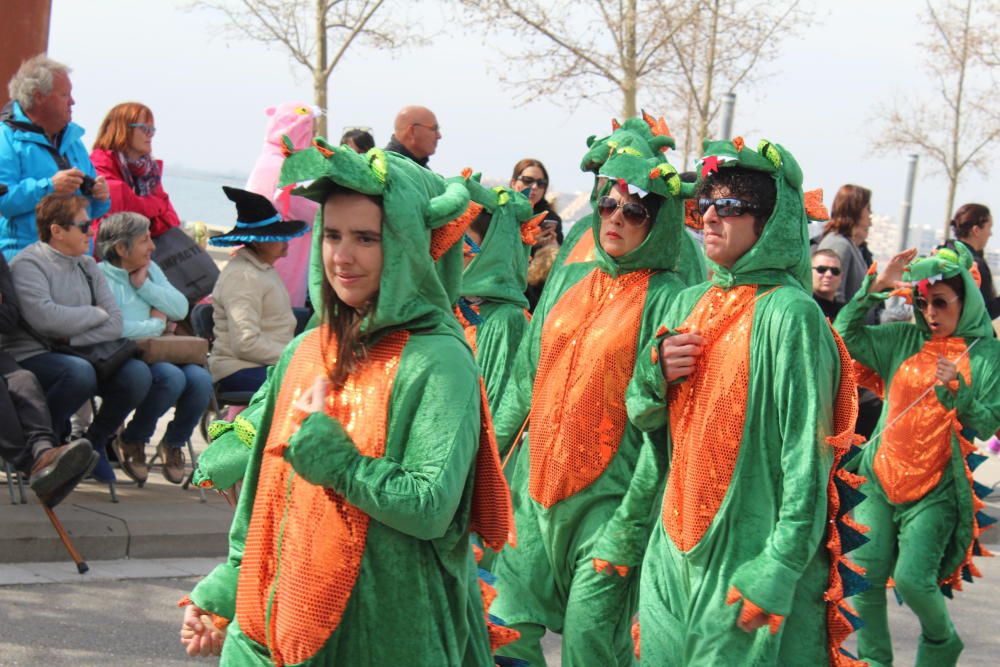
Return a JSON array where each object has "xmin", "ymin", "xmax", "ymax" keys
[
  {"xmin": 834, "ymin": 242, "xmax": 999, "ymax": 667},
  {"xmin": 489, "ymin": 144, "xmax": 694, "ymax": 665},
  {"xmin": 179, "ymin": 141, "xmax": 514, "ymax": 665},
  {"xmin": 607, "ymin": 137, "xmax": 866, "ymax": 665}
]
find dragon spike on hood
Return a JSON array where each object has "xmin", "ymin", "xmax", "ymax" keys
[
  {"xmin": 903, "ymin": 241, "xmax": 993, "ymax": 339},
  {"xmin": 579, "ymin": 115, "xmax": 675, "ymax": 175},
  {"xmin": 697, "ymin": 137, "xmax": 812, "ymax": 290},
  {"xmin": 278, "ymin": 138, "xmax": 466, "ymax": 342}
]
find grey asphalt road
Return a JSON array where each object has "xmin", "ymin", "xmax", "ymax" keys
[{"xmin": 0, "ymin": 563, "xmax": 997, "ymax": 666}]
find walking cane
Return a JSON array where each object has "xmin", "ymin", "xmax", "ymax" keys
[
  {"xmin": 41, "ymin": 505, "xmax": 89, "ymax": 574},
  {"xmin": 500, "ymin": 416, "xmax": 530, "ymax": 471}
]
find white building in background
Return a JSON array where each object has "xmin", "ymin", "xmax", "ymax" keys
[{"xmin": 866, "ymin": 213, "xmax": 943, "ymax": 264}]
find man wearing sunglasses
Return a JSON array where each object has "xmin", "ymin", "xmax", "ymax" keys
[
  {"xmin": 384, "ymin": 105, "xmax": 440, "ymax": 168},
  {"xmin": 811, "ymin": 248, "xmax": 843, "ymax": 319}
]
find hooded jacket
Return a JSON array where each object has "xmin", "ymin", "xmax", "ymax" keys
[{"xmin": 0, "ymin": 102, "xmax": 110, "ymax": 260}]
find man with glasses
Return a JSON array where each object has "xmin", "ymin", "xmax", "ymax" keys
[
  {"xmin": 0, "ymin": 55, "xmax": 110, "ymax": 260},
  {"xmin": 812, "ymin": 248, "xmax": 843, "ymax": 319},
  {"xmin": 384, "ymin": 105, "xmax": 440, "ymax": 168}
]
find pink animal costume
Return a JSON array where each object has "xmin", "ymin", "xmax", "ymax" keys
[{"xmin": 245, "ymin": 102, "xmax": 319, "ymax": 308}]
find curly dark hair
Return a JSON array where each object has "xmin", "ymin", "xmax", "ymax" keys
[{"xmin": 696, "ymin": 166, "xmax": 776, "ymax": 236}]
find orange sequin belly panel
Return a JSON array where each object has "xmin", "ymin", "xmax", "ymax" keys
[
  {"xmin": 528, "ymin": 269, "xmax": 651, "ymax": 508},
  {"xmin": 875, "ymin": 337, "xmax": 971, "ymax": 504},
  {"xmin": 662, "ymin": 285, "xmax": 760, "ymax": 552},
  {"xmin": 564, "ymin": 231, "xmax": 596, "ymax": 265},
  {"xmin": 236, "ymin": 328, "xmax": 408, "ymax": 666}
]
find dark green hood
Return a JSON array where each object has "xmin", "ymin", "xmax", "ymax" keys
[
  {"xmin": 904, "ymin": 241, "xmax": 995, "ymax": 340},
  {"xmin": 580, "ymin": 114, "xmax": 675, "ymax": 204},
  {"xmin": 593, "ymin": 149, "xmax": 694, "ymax": 277},
  {"xmin": 279, "ymin": 139, "xmax": 469, "ymax": 341},
  {"xmin": 698, "ymin": 138, "xmax": 812, "ymax": 290},
  {"xmin": 460, "ymin": 174, "xmax": 539, "ymax": 308}
]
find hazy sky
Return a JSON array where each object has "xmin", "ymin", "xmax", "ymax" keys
[{"xmin": 48, "ymin": 0, "xmax": 998, "ymax": 250}]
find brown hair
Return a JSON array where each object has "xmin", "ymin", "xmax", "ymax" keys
[
  {"xmin": 92, "ymin": 102, "xmax": 153, "ymax": 152},
  {"xmin": 950, "ymin": 203, "xmax": 991, "ymax": 239},
  {"xmin": 35, "ymin": 194, "xmax": 88, "ymax": 242},
  {"xmin": 510, "ymin": 158, "xmax": 553, "ymax": 209},
  {"xmin": 823, "ymin": 184, "xmax": 871, "ymax": 237},
  {"xmin": 811, "ymin": 248, "xmax": 841, "ymax": 263},
  {"xmin": 319, "ymin": 187, "xmax": 384, "ymax": 389}
]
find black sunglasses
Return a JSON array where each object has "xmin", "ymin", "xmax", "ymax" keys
[
  {"xmin": 813, "ymin": 265, "xmax": 842, "ymax": 276},
  {"xmin": 517, "ymin": 175, "xmax": 548, "ymax": 189},
  {"xmin": 914, "ymin": 295, "xmax": 960, "ymax": 312},
  {"xmin": 697, "ymin": 197, "xmax": 760, "ymax": 218},
  {"xmin": 597, "ymin": 196, "xmax": 650, "ymax": 225},
  {"xmin": 62, "ymin": 220, "xmax": 91, "ymax": 234}
]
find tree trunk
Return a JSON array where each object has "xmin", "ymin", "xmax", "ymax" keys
[
  {"xmin": 314, "ymin": 0, "xmax": 329, "ymax": 139},
  {"xmin": 622, "ymin": 0, "xmax": 638, "ymax": 117},
  {"xmin": 942, "ymin": 0, "xmax": 972, "ymax": 241},
  {"xmin": 696, "ymin": 0, "xmax": 720, "ymax": 148}
]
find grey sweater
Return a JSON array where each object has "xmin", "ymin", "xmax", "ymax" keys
[{"xmin": 2, "ymin": 241, "xmax": 123, "ymax": 361}]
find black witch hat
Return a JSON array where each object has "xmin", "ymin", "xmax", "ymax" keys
[{"xmin": 208, "ymin": 186, "xmax": 308, "ymax": 247}]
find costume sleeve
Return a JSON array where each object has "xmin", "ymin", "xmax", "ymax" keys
[
  {"xmin": 476, "ymin": 307, "xmax": 529, "ymax": 414},
  {"xmin": 12, "ymin": 257, "xmax": 108, "ymax": 338},
  {"xmin": 625, "ymin": 328, "xmax": 671, "ymax": 432},
  {"xmin": 136, "ymin": 263, "xmax": 188, "ymax": 321},
  {"xmin": 729, "ymin": 298, "xmax": 836, "ymax": 617},
  {"xmin": 833, "ymin": 272, "xmax": 911, "ymax": 379},
  {"xmin": 188, "ymin": 342, "xmax": 292, "ymax": 620},
  {"xmin": 283, "ymin": 340, "xmax": 480, "ymax": 541},
  {"xmin": 591, "ymin": 433, "xmax": 669, "ymax": 570},
  {"xmin": 935, "ymin": 347, "xmax": 1000, "ymax": 439}
]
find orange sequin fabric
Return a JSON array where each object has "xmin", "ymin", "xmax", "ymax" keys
[
  {"xmin": 662, "ymin": 285, "xmax": 763, "ymax": 552},
  {"xmin": 236, "ymin": 328, "xmax": 408, "ymax": 666},
  {"xmin": 875, "ymin": 337, "xmax": 972, "ymax": 504},
  {"xmin": 528, "ymin": 268, "xmax": 651, "ymax": 507},
  {"xmin": 472, "ymin": 378, "xmax": 516, "ymax": 551},
  {"xmin": 564, "ymin": 231, "xmax": 596, "ymax": 265}
]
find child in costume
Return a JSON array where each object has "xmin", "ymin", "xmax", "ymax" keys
[
  {"xmin": 610, "ymin": 138, "xmax": 864, "ymax": 665},
  {"xmin": 834, "ymin": 242, "xmax": 1000, "ymax": 667},
  {"xmin": 489, "ymin": 146, "xmax": 692, "ymax": 666},
  {"xmin": 179, "ymin": 141, "xmax": 513, "ymax": 665}
]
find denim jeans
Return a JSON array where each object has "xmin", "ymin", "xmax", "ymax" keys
[
  {"xmin": 217, "ymin": 365, "xmax": 267, "ymax": 393},
  {"xmin": 123, "ymin": 362, "xmax": 213, "ymax": 447},
  {"xmin": 18, "ymin": 353, "xmax": 151, "ymax": 452}
]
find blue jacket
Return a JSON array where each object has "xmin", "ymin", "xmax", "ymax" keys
[{"xmin": 0, "ymin": 102, "xmax": 110, "ymax": 261}]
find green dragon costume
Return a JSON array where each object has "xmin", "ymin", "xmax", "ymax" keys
[
  {"xmin": 489, "ymin": 145, "xmax": 693, "ymax": 666},
  {"xmin": 184, "ymin": 140, "xmax": 514, "ymax": 666},
  {"xmin": 834, "ymin": 242, "xmax": 999, "ymax": 667},
  {"xmin": 609, "ymin": 138, "xmax": 867, "ymax": 666},
  {"xmin": 549, "ymin": 113, "xmax": 706, "ymax": 289}
]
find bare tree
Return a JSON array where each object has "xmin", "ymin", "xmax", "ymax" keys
[
  {"xmin": 457, "ymin": 0, "xmax": 695, "ymax": 119},
  {"xmin": 192, "ymin": 0, "xmax": 420, "ymax": 137},
  {"xmin": 872, "ymin": 0, "xmax": 1000, "ymax": 239}
]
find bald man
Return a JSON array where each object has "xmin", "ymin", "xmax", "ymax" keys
[{"xmin": 385, "ymin": 105, "xmax": 440, "ymax": 168}]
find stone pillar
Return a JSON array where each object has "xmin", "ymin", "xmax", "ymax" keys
[{"xmin": 0, "ymin": 0, "xmax": 52, "ymax": 108}]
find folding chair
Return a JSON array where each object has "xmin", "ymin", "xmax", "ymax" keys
[{"xmin": 189, "ymin": 303, "xmax": 254, "ymax": 442}]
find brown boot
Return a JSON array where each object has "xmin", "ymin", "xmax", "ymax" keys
[
  {"xmin": 111, "ymin": 435, "xmax": 148, "ymax": 483},
  {"xmin": 158, "ymin": 441, "xmax": 186, "ymax": 485},
  {"xmin": 30, "ymin": 439, "xmax": 96, "ymax": 501}
]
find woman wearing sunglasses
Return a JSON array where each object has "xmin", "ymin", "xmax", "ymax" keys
[
  {"xmin": 90, "ymin": 102, "xmax": 181, "ymax": 241},
  {"xmin": 834, "ymin": 243, "xmax": 1000, "ymax": 667},
  {"xmin": 490, "ymin": 149, "xmax": 691, "ymax": 666},
  {"xmin": 510, "ymin": 158, "xmax": 562, "ymax": 311}
]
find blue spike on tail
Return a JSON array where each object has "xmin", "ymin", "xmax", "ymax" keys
[
  {"xmin": 961, "ymin": 565, "xmax": 974, "ymax": 583},
  {"xmin": 478, "ymin": 568, "xmax": 497, "ymax": 586},
  {"xmin": 976, "ymin": 511, "xmax": 997, "ymax": 528},
  {"xmin": 834, "ymin": 476, "xmax": 866, "ymax": 516},
  {"xmin": 838, "ymin": 520, "xmax": 870, "ymax": 555},
  {"xmin": 457, "ymin": 298, "xmax": 483, "ymax": 325},
  {"xmin": 940, "ymin": 583, "xmax": 954, "ymax": 599},
  {"xmin": 967, "ymin": 451, "xmax": 988, "ymax": 472},
  {"xmin": 840, "ymin": 444, "xmax": 863, "ymax": 468},
  {"xmin": 974, "ymin": 540, "xmax": 982, "ymax": 557},
  {"xmin": 495, "ymin": 657, "xmax": 530, "ymax": 667},
  {"xmin": 839, "ymin": 647, "xmax": 861, "ymax": 660},
  {"xmin": 841, "ymin": 604, "xmax": 865, "ymax": 632},
  {"xmin": 838, "ymin": 561, "xmax": 871, "ymax": 597},
  {"xmin": 960, "ymin": 426, "xmax": 978, "ymax": 442},
  {"xmin": 893, "ymin": 586, "xmax": 904, "ymax": 605},
  {"xmin": 974, "ymin": 480, "xmax": 993, "ymax": 500}
]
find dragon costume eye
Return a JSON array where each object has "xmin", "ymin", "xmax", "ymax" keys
[{"xmin": 757, "ymin": 140, "xmax": 782, "ymax": 170}]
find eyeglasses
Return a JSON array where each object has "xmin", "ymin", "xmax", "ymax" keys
[
  {"xmin": 813, "ymin": 265, "xmax": 842, "ymax": 276},
  {"xmin": 697, "ymin": 197, "xmax": 760, "ymax": 218},
  {"xmin": 914, "ymin": 294, "xmax": 960, "ymax": 312},
  {"xmin": 516, "ymin": 175, "xmax": 548, "ymax": 189},
  {"xmin": 128, "ymin": 122, "xmax": 156, "ymax": 137},
  {"xmin": 62, "ymin": 220, "xmax": 91, "ymax": 234},
  {"xmin": 597, "ymin": 196, "xmax": 651, "ymax": 225},
  {"xmin": 411, "ymin": 122, "xmax": 440, "ymax": 134}
]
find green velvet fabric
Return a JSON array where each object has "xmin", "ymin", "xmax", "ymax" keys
[
  {"xmin": 189, "ymin": 140, "xmax": 492, "ymax": 665},
  {"xmin": 490, "ymin": 148, "xmax": 690, "ymax": 665},
  {"xmin": 833, "ymin": 259, "xmax": 1000, "ymax": 667},
  {"xmin": 610, "ymin": 139, "xmax": 841, "ymax": 664},
  {"xmin": 193, "ymin": 375, "xmax": 270, "ymax": 491}
]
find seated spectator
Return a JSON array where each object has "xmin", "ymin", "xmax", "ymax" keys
[
  {"xmin": 340, "ymin": 127, "xmax": 374, "ymax": 153},
  {"xmin": 0, "ymin": 251, "xmax": 95, "ymax": 505},
  {"xmin": 90, "ymin": 102, "xmax": 181, "ymax": 240},
  {"xmin": 97, "ymin": 212, "xmax": 212, "ymax": 484},
  {"xmin": 2, "ymin": 194, "xmax": 151, "ymax": 482},
  {"xmin": 0, "ymin": 54, "xmax": 110, "ymax": 261},
  {"xmin": 208, "ymin": 186, "xmax": 306, "ymax": 394},
  {"xmin": 811, "ymin": 248, "xmax": 843, "ymax": 320}
]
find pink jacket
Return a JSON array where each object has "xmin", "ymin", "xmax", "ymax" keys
[{"xmin": 90, "ymin": 148, "xmax": 181, "ymax": 238}]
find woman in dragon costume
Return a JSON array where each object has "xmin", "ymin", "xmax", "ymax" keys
[
  {"xmin": 489, "ymin": 144, "xmax": 693, "ymax": 666},
  {"xmin": 834, "ymin": 243, "xmax": 999, "ymax": 667},
  {"xmin": 178, "ymin": 141, "xmax": 513, "ymax": 665}
]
